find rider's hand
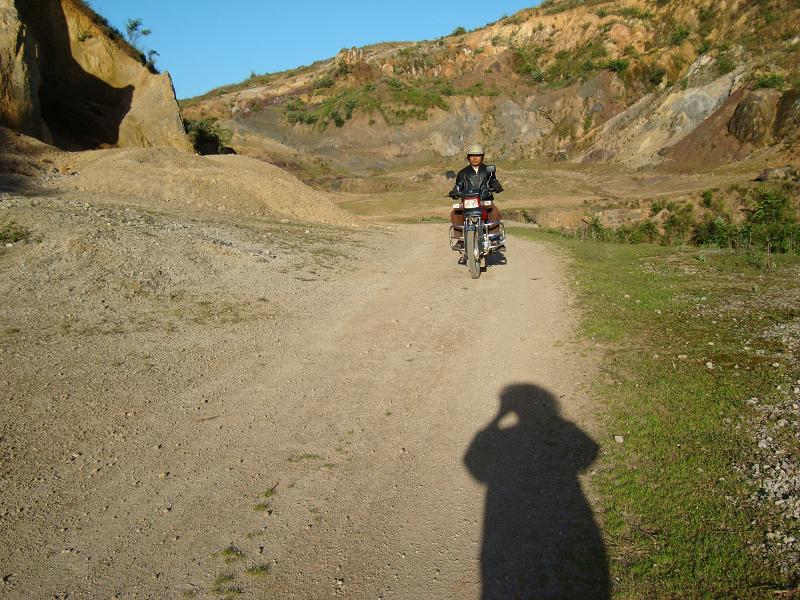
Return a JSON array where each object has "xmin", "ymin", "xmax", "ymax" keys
[
  {"xmin": 489, "ymin": 181, "xmax": 503, "ymax": 193},
  {"xmin": 448, "ymin": 190, "xmax": 460, "ymax": 199}
]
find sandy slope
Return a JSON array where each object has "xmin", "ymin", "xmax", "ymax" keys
[{"xmin": 0, "ymin": 189, "xmax": 606, "ymax": 598}]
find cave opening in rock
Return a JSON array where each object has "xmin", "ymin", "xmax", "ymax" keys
[{"xmin": 15, "ymin": 0, "xmax": 133, "ymax": 150}]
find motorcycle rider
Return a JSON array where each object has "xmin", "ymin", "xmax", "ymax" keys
[{"xmin": 448, "ymin": 143, "xmax": 504, "ymax": 247}]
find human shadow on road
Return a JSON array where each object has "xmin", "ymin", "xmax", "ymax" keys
[{"xmin": 464, "ymin": 383, "xmax": 609, "ymax": 599}]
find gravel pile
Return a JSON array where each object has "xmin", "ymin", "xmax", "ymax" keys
[{"xmin": 740, "ymin": 385, "xmax": 800, "ymax": 577}]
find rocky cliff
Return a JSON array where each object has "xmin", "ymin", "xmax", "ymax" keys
[
  {"xmin": 182, "ymin": 0, "xmax": 799, "ymax": 173},
  {"xmin": 0, "ymin": 0, "xmax": 190, "ymax": 152}
]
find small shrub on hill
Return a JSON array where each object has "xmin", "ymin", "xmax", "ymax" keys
[
  {"xmin": 335, "ymin": 61, "xmax": 351, "ymax": 78},
  {"xmin": 633, "ymin": 62, "xmax": 667, "ymax": 89},
  {"xmin": 670, "ymin": 24, "xmax": 690, "ymax": 46},
  {"xmin": 284, "ymin": 98, "xmax": 318, "ymax": 125},
  {"xmin": 451, "ymin": 26, "xmax": 467, "ymax": 36},
  {"xmin": 313, "ymin": 75, "xmax": 335, "ymax": 90},
  {"xmin": 604, "ymin": 58, "xmax": 629, "ymax": 74},
  {"xmin": 183, "ymin": 118, "xmax": 232, "ymax": 154},
  {"xmin": 512, "ymin": 43, "xmax": 547, "ymax": 82}
]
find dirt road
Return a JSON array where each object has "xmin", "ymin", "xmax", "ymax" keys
[{"xmin": 1, "ymin": 199, "xmax": 607, "ymax": 598}]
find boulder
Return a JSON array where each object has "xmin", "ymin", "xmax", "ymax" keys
[
  {"xmin": 728, "ymin": 89, "xmax": 780, "ymax": 145},
  {"xmin": 754, "ymin": 166, "xmax": 799, "ymax": 182},
  {"xmin": 0, "ymin": 0, "xmax": 190, "ymax": 152}
]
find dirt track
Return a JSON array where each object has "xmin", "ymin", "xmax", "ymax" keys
[{"xmin": 1, "ymin": 194, "xmax": 606, "ymax": 598}]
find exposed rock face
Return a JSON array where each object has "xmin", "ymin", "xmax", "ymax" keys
[
  {"xmin": 728, "ymin": 89, "xmax": 780, "ymax": 145},
  {"xmin": 0, "ymin": 0, "xmax": 190, "ymax": 152},
  {"xmin": 580, "ymin": 71, "xmax": 743, "ymax": 167},
  {"xmin": 775, "ymin": 89, "xmax": 800, "ymax": 138},
  {"xmin": 0, "ymin": 2, "xmax": 50, "ymax": 142}
]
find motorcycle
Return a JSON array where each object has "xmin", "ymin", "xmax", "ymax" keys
[{"xmin": 446, "ymin": 165, "xmax": 506, "ymax": 279}]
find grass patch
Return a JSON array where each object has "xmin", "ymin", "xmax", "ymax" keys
[
  {"xmin": 509, "ymin": 227, "xmax": 800, "ymax": 595},
  {"xmin": 245, "ymin": 563, "xmax": 271, "ymax": 577},
  {"xmin": 220, "ymin": 546, "xmax": 245, "ymax": 563},
  {"xmin": 211, "ymin": 573, "xmax": 243, "ymax": 596},
  {"xmin": 753, "ymin": 73, "xmax": 785, "ymax": 89},
  {"xmin": 0, "ymin": 221, "xmax": 32, "ymax": 245},
  {"xmin": 253, "ymin": 503, "xmax": 271, "ymax": 512}
]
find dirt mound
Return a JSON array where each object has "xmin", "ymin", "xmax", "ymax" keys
[{"xmin": 65, "ymin": 147, "xmax": 353, "ymax": 225}]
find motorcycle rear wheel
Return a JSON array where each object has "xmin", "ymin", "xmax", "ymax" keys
[{"xmin": 466, "ymin": 229, "xmax": 480, "ymax": 279}]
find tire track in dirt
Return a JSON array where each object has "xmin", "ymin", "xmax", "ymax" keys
[{"xmin": 216, "ymin": 225, "xmax": 607, "ymax": 599}]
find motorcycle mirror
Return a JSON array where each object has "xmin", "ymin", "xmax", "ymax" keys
[
  {"xmin": 486, "ymin": 165, "xmax": 496, "ymax": 174},
  {"xmin": 445, "ymin": 170, "xmax": 456, "ymax": 179}
]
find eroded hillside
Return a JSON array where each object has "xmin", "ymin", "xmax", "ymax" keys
[{"xmin": 181, "ymin": 0, "xmax": 800, "ymax": 173}]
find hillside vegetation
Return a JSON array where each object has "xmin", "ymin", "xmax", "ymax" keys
[{"xmin": 181, "ymin": 0, "xmax": 800, "ymax": 170}]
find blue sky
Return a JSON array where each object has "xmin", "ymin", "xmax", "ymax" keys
[{"xmin": 88, "ymin": 1, "xmax": 539, "ymax": 99}]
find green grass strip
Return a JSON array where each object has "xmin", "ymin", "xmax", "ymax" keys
[{"xmin": 510, "ymin": 228, "xmax": 799, "ymax": 598}]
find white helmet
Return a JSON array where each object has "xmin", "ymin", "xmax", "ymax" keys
[{"xmin": 466, "ymin": 143, "xmax": 485, "ymax": 156}]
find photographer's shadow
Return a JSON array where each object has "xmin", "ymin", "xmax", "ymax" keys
[{"xmin": 464, "ymin": 383, "xmax": 609, "ymax": 599}]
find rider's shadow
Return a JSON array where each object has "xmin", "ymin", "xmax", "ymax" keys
[
  {"xmin": 464, "ymin": 383, "xmax": 609, "ymax": 599},
  {"xmin": 485, "ymin": 251, "xmax": 507, "ymax": 267}
]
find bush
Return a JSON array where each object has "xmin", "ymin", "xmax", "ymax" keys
[
  {"xmin": 693, "ymin": 216, "xmax": 738, "ymax": 248},
  {"xmin": 284, "ymin": 99, "xmax": 319, "ymax": 125},
  {"xmin": 670, "ymin": 25, "xmax": 690, "ymax": 46},
  {"xmin": 604, "ymin": 59, "xmax": 629, "ymax": 74},
  {"xmin": 746, "ymin": 186, "xmax": 796, "ymax": 226},
  {"xmin": 451, "ymin": 26, "xmax": 467, "ymax": 36},
  {"xmin": 183, "ymin": 118, "xmax": 232, "ymax": 154},
  {"xmin": 313, "ymin": 75, "xmax": 335, "ymax": 89},
  {"xmin": 512, "ymin": 44, "xmax": 547, "ymax": 82},
  {"xmin": 335, "ymin": 61, "xmax": 351, "ymax": 77},
  {"xmin": 330, "ymin": 109, "xmax": 345, "ymax": 127},
  {"xmin": 692, "ymin": 187, "xmax": 800, "ymax": 253},
  {"xmin": 343, "ymin": 98, "xmax": 357, "ymax": 119},
  {"xmin": 645, "ymin": 64, "xmax": 667, "ymax": 87},
  {"xmin": 663, "ymin": 202, "xmax": 695, "ymax": 245}
]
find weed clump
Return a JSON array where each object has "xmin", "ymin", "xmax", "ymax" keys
[
  {"xmin": 0, "ymin": 222, "xmax": 32, "ymax": 245},
  {"xmin": 245, "ymin": 563, "xmax": 271, "ymax": 577},
  {"xmin": 220, "ymin": 545, "xmax": 245, "ymax": 563}
]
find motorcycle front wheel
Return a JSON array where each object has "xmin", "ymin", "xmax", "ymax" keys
[{"xmin": 465, "ymin": 228, "xmax": 480, "ymax": 279}]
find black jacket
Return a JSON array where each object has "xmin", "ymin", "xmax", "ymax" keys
[{"xmin": 450, "ymin": 164, "xmax": 503, "ymax": 198}]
